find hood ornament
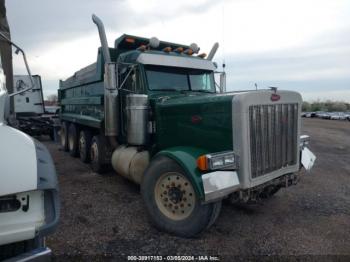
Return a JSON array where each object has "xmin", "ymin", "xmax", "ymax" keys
[
  {"xmin": 269, "ymin": 86, "xmax": 280, "ymax": 101},
  {"xmin": 269, "ymin": 86, "xmax": 278, "ymax": 93}
]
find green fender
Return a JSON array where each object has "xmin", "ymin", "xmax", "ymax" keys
[{"xmin": 155, "ymin": 146, "xmax": 209, "ymax": 200}]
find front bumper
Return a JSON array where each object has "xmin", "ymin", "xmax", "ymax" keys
[
  {"xmin": 4, "ymin": 247, "xmax": 51, "ymax": 262},
  {"xmin": 202, "ymin": 135, "xmax": 316, "ymax": 203},
  {"xmin": 202, "ymin": 171, "xmax": 240, "ymax": 203}
]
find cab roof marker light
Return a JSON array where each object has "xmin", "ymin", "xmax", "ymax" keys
[
  {"xmin": 162, "ymin": 47, "xmax": 172, "ymax": 52},
  {"xmin": 184, "ymin": 49, "xmax": 194, "ymax": 55},
  {"xmin": 174, "ymin": 47, "xmax": 184, "ymax": 53},
  {"xmin": 125, "ymin": 37, "xmax": 135, "ymax": 44}
]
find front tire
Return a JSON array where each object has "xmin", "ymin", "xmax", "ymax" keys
[{"xmin": 141, "ymin": 156, "xmax": 222, "ymax": 237}]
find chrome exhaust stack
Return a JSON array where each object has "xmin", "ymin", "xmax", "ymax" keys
[
  {"xmin": 207, "ymin": 42, "xmax": 219, "ymax": 61},
  {"xmin": 92, "ymin": 14, "xmax": 111, "ymax": 63},
  {"xmin": 92, "ymin": 14, "xmax": 119, "ymax": 147}
]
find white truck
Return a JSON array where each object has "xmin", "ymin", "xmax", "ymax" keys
[{"xmin": 0, "ymin": 35, "xmax": 59, "ymax": 260}]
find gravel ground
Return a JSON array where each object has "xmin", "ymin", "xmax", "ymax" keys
[{"xmin": 44, "ymin": 118, "xmax": 350, "ymax": 261}]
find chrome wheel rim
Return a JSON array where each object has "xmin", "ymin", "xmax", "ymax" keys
[{"xmin": 154, "ymin": 172, "xmax": 196, "ymax": 221}]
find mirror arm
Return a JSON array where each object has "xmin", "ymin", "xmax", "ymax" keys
[{"xmin": 0, "ymin": 32, "xmax": 35, "ymax": 97}]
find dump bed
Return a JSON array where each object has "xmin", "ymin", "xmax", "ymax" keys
[{"xmin": 58, "ymin": 48, "xmax": 115, "ymax": 128}]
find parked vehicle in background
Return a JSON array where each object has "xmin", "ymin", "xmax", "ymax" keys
[
  {"xmin": 343, "ymin": 112, "xmax": 350, "ymax": 121},
  {"xmin": 304, "ymin": 112, "xmax": 316, "ymax": 118},
  {"xmin": 0, "ymin": 38, "xmax": 59, "ymax": 261},
  {"xmin": 44, "ymin": 105, "xmax": 59, "ymax": 115},
  {"xmin": 12, "ymin": 74, "xmax": 57, "ymax": 139},
  {"xmin": 330, "ymin": 112, "xmax": 347, "ymax": 120},
  {"xmin": 319, "ymin": 112, "xmax": 331, "ymax": 119}
]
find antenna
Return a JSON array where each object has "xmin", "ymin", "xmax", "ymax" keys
[{"xmin": 221, "ymin": 3, "xmax": 226, "ymax": 73}]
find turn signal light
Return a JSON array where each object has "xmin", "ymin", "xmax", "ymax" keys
[{"xmin": 197, "ymin": 155, "xmax": 208, "ymax": 171}]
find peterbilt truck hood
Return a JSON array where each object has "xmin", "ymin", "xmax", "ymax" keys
[{"xmin": 152, "ymin": 92, "xmax": 235, "ymax": 152}]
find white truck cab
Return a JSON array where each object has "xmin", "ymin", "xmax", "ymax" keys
[{"xmin": 0, "ymin": 60, "xmax": 59, "ymax": 261}]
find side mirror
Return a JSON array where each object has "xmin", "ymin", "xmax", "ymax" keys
[{"xmin": 219, "ymin": 72, "xmax": 226, "ymax": 93}]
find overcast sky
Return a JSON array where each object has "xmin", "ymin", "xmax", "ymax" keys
[{"xmin": 6, "ymin": 0, "xmax": 350, "ymax": 102}]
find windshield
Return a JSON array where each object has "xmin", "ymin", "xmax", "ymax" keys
[{"xmin": 145, "ymin": 65, "xmax": 215, "ymax": 93}]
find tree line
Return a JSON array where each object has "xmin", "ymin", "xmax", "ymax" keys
[{"xmin": 302, "ymin": 100, "xmax": 350, "ymax": 112}]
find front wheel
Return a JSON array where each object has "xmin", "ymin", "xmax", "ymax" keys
[{"xmin": 141, "ymin": 156, "xmax": 221, "ymax": 237}]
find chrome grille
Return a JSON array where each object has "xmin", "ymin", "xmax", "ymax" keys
[{"xmin": 249, "ymin": 104, "xmax": 298, "ymax": 178}]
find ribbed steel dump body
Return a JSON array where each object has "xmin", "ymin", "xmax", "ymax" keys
[{"xmin": 249, "ymin": 103, "xmax": 299, "ymax": 178}]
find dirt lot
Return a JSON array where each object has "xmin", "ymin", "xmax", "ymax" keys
[{"xmin": 44, "ymin": 118, "xmax": 350, "ymax": 261}]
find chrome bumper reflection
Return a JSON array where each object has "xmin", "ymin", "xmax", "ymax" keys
[
  {"xmin": 202, "ymin": 171, "xmax": 240, "ymax": 203},
  {"xmin": 4, "ymin": 247, "xmax": 51, "ymax": 262}
]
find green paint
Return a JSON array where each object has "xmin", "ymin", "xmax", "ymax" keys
[
  {"xmin": 152, "ymin": 93, "xmax": 234, "ymax": 153},
  {"xmin": 155, "ymin": 146, "xmax": 209, "ymax": 199}
]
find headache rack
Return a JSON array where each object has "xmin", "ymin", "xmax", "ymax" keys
[{"xmin": 249, "ymin": 103, "xmax": 299, "ymax": 178}]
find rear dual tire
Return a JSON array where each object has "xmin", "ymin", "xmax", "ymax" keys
[
  {"xmin": 79, "ymin": 130, "xmax": 92, "ymax": 163},
  {"xmin": 60, "ymin": 122, "xmax": 69, "ymax": 151},
  {"xmin": 90, "ymin": 135, "xmax": 108, "ymax": 174},
  {"xmin": 68, "ymin": 123, "xmax": 79, "ymax": 157}
]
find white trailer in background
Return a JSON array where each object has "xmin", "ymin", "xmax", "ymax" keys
[{"xmin": 13, "ymin": 75, "xmax": 45, "ymax": 116}]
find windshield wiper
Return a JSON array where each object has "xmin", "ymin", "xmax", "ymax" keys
[
  {"xmin": 153, "ymin": 88, "xmax": 188, "ymax": 92},
  {"xmin": 191, "ymin": 90, "xmax": 215, "ymax": 93}
]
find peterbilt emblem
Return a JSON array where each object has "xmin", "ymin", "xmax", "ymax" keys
[
  {"xmin": 191, "ymin": 115, "xmax": 202, "ymax": 124},
  {"xmin": 271, "ymin": 93, "xmax": 280, "ymax": 101}
]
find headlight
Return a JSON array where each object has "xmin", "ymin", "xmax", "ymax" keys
[{"xmin": 197, "ymin": 151, "xmax": 238, "ymax": 171}]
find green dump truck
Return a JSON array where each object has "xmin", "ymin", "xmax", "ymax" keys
[{"xmin": 58, "ymin": 15, "xmax": 316, "ymax": 237}]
